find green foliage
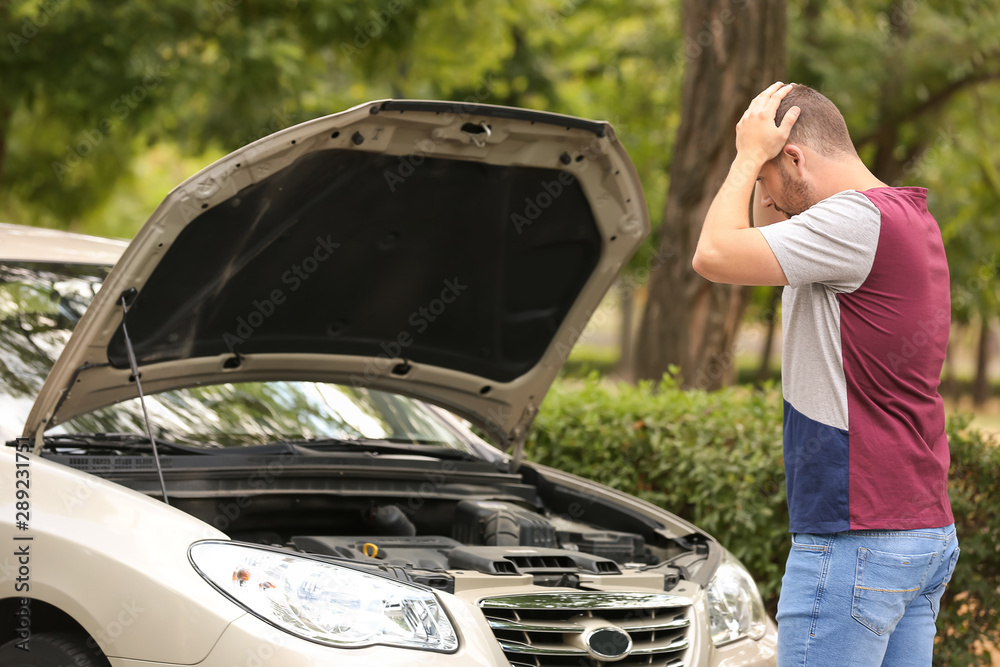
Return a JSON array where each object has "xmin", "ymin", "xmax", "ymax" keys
[
  {"xmin": 525, "ymin": 375, "xmax": 1000, "ymax": 662},
  {"xmin": 0, "ymin": 0, "xmax": 684, "ymax": 278},
  {"xmin": 0, "ymin": 0, "xmax": 423, "ymax": 230},
  {"xmin": 936, "ymin": 412, "xmax": 1000, "ymax": 665},
  {"xmin": 931, "ymin": 88, "xmax": 1000, "ymax": 325},
  {"xmin": 787, "ymin": 0, "xmax": 1000, "ymax": 331}
]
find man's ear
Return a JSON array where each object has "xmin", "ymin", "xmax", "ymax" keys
[{"xmin": 783, "ymin": 144, "xmax": 806, "ymax": 173}]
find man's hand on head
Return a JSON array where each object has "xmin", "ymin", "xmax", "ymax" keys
[
  {"xmin": 690, "ymin": 82, "xmax": 797, "ymax": 287},
  {"xmin": 736, "ymin": 82, "xmax": 801, "ymax": 164}
]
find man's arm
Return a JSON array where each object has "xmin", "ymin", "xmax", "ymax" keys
[{"xmin": 692, "ymin": 82, "xmax": 798, "ymax": 286}]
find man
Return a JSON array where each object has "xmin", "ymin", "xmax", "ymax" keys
[{"xmin": 692, "ymin": 82, "xmax": 959, "ymax": 666}]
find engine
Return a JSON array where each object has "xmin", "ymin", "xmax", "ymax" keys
[{"xmin": 278, "ymin": 499, "xmax": 661, "ymax": 593}]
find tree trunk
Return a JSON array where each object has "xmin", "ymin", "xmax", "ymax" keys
[
  {"xmin": 633, "ymin": 0, "xmax": 786, "ymax": 390},
  {"xmin": 0, "ymin": 0, "xmax": 8, "ymax": 185},
  {"xmin": 615, "ymin": 282, "xmax": 636, "ymax": 382},
  {"xmin": 973, "ymin": 317, "xmax": 993, "ymax": 407},
  {"xmin": 870, "ymin": 0, "xmax": 910, "ymax": 184},
  {"xmin": 755, "ymin": 286, "xmax": 781, "ymax": 385},
  {"xmin": 941, "ymin": 335, "xmax": 959, "ymax": 404},
  {"xmin": 0, "ymin": 105, "xmax": 10, "ymax": 189}
]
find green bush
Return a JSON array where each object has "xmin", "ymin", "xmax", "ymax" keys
[
  {"xmin": 524, "ymin": 374, "xmax": 1000, "ymax": 665},
  {"xmin": 937, "ymin": 413, "xmax": 1000, "ymax": 665},
  {"xmin": 562, "ymin": 344, "xmax": 621, "ymax": 378}
]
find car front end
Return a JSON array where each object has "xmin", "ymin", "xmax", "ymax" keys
[{"xmin": 0, "ymin": 99, "xmax": 776, "ymax": 666}]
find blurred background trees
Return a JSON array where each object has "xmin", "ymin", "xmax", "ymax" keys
[{"xmin": 1, "ymin": 0, "xmax": 998, "ymax": 404}]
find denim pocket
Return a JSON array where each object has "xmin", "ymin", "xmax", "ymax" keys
[
  {"xmin": 925, "ymin": 546, "xmax": 960, "ymax": 620},
  {"xmin": 851, "ymin": 546, "xmax": 937, "ymax": 635},
  {"xmin": 790, "ymin": 534, "xmax": 831, "ymax": 552}
]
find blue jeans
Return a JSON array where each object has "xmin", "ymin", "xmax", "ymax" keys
[{"xmin": 776, "ymin": 525, "xmax": 959, "ymax": 666}]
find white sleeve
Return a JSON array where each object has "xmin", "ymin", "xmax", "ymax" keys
[{"xmin": 758, "ymin": 190, "xmax": 881, "ymax": 292}]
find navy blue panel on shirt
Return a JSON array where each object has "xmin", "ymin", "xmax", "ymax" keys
[{"xmin": 783, "ymin": 400, "xmax": 851, "ymax": 533}]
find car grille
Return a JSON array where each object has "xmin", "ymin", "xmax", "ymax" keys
[{"xmin": 478, "ymin": 591, "xmax": 691, "ymax": 667}]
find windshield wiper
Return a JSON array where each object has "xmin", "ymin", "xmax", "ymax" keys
[
  {"xmin": 34, "ymin": 433, "xmax": 214, "ymax": 456},
  {"xmin": 275, "ymin": 437, "xmax": 482, "ymax": 461}
]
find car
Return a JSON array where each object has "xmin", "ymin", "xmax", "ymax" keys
[{"xmin": 0, "ymin": 100, "xmax": 777, "ymax": 666}]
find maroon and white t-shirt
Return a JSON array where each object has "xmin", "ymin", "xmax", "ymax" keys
[{"xmin": 759, "ymin": 187, "xmax": 954, "ymax": 533}]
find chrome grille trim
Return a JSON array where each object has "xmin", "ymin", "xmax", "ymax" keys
[
  {"xmin": 479, "ymin": 591, "xmax": 692, "ymax": 667},
  {"xmin": 620, "ymin": 616, "xmax": 691, "ymax": 632},
  {"xmin": 487, "ymin": 612, "xmax": 691, "ymax": 634},
  {"xmin": 480, "ymin": 591, "xmax": 690, "ymax": 611},
  {"xmin": 629, "ymin": 636, "xmax": 690, "ymax": 655},
  {"xmin": 486, "ymin": 617, "xmax": 586, "ymax": 633},
  {"xmin": 498, "ymin": 639, "xmax": 588, "ymax": 656}
]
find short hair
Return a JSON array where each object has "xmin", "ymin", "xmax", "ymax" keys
[{"xmin": 775, "ymin": 85, "xmax": 857, "ymax": 159}]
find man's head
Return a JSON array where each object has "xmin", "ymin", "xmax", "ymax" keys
[
  {"xmin": 758, "ymin": 84, "xmax": 861, "ymax": 217},
  {"xmin": 775, "ymin": 85, "xmax": 857, "ymax": 160}
]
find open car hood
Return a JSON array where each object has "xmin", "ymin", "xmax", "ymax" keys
[{"xmin": 25, "ymin": 100, "xmax": 649, "ymax": 458}]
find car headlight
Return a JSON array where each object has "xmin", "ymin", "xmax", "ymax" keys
[
  {"xmin": 705, "ymin": 549, "xmax": 767, "ymax": 646},
  {"xmin": 189, "ymin": 541, "xmax": 458, "ymax": 652}
]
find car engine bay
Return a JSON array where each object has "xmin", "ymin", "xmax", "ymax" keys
[{"xmin": 50, "ymin": 451, "xmax": 712, "ymax": 595}]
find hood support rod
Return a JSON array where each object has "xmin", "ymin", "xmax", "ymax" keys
[{"xmin": 119, "ymin": 292, "xmax": 170, "ymax": 506}]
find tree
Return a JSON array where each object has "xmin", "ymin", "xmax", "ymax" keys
[
  {"xmin": 634, "ymin": 0, "xmax": 1000, "ymax": 390},
  {"xmin": 926, "ymin": 88, "xmax": 1000, "ymax": 407},
  {"xmin": 633, "ymin": 0, "xmax": 786, "ymax": 389},
  {"xmin": 787, "ymin": 0, "xmax": 1000, "ymax": 404},
  {"xmin": 0, "ymin": 0, "xmax": 484, "ymax": 233},
  {"xmin": 788, "ymin": 0, "xmax": 1000, "ymax": 187}
]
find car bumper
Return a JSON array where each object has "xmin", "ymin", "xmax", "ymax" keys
[{"xmin": 106, "ymin": 611, "xmax": 777, "ymax": 667}]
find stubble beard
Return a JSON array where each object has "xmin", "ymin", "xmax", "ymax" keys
[{"xmin": 775, "ymin": 161, "xmax": 817, "ymax": 217}]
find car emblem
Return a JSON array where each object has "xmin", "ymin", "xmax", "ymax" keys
[{"xmin": 583, "ymin": 626, "xmax": 633, "ymax": 661}]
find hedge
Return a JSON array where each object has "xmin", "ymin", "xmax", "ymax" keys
[{"xmin": 524, "ymin": 374, "xmax": 1000, "ymax": 665}]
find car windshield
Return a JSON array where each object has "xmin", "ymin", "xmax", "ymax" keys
[
  {"xmin": 0, "ymin": 261, "xmax": 471, "ymax": 453},
  {"xmin": 55, "ymin": 381, "xmax": 470, "ymax": 450},
  {"xmin": 0, "ymin": 262, "xmax": 107, "ymax": 442}
]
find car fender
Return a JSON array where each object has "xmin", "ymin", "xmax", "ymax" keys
[{"xmin": 0, "ymin": 447, "xmax": 243, "ymax": 663}]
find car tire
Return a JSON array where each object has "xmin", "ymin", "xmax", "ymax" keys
[{"xmin": 0, "ymin": 632, "xmax": 111, "ymax": 667}]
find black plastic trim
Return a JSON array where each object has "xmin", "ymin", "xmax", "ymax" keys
[{"xmin": 377, "ymin": 100, "xmax": 608, "ymax": 138}]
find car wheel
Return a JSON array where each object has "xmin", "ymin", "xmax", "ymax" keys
[{"xmin": 0, "ymin": 632, "xmax": 111, "ymax": 667}]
